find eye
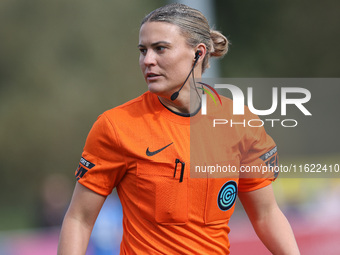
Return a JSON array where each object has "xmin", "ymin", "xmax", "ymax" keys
[
  {"xmin": 155, "ymin": 46, "xmax": 166, "ymax": 52},
  {"xmin": 139, "ymin": 48, "xmax": 147, "ymax": 55}
]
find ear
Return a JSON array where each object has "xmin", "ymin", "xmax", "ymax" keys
[{"xmin": 195, "ymin": 43, "xmax": 207, "ymax": 63}]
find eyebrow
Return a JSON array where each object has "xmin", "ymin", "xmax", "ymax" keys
[{"xmin": 138, "ymin": 41, "xmax": 171, "ymax": 48}]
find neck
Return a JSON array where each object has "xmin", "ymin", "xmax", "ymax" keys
[{"xmin": 158, "ymin": 79, "xmax": 202, "ymax": 114}]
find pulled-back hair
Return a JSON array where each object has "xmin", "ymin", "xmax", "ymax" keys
[{"xmin": 141, "ymin": 3, "xmax": 229, "ymax": 73}]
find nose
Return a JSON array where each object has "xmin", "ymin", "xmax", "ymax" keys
[{"xmin": 141, "ymin": 50, "xmax": 157, "ymax": 67}]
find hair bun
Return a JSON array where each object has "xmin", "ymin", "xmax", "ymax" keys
[{"xmin": 210, "ymin": 30, "xmax": 229, "ymax": 57}]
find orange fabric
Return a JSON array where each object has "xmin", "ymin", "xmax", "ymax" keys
[{"xmin": 76, "ymin": 91, "xmax": 277, "ymax": 254}]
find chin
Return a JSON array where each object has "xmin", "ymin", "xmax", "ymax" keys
[{"xmin": 148, "ymin": 83, "xmax": 169, "ymax": 97}]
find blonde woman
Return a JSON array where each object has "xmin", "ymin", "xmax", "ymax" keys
[{"xmin": 58, "ymin": 3, "xmax": 299, "ymax": 254}]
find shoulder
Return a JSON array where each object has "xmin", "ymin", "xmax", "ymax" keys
[
  {"xmin": 102, "ymin": 91, "xmax": 155, "ymax": 121},
  {"xmin": 86, "ymin": 92, "xmax": 155, "ymax": 145}
]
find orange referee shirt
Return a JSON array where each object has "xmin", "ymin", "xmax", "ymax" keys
[{"xmin": 75, "ymin": 91, "xmax": 277, "ymax": 254}]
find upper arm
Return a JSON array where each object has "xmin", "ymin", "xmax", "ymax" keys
[
  {"xmin": 238, "ymin": 184, "xmax": 300, "ymax": 255},
  {"xmin": 238, "ymin": 184, "xmax": 278, "ymax": 222},
  {"xmin": 66, "ymin": 182, "xmax": 107, "ymax": 228},
  {"xmin": 58, "ymin": 183, "xmax": 107, "ymax": 254}
]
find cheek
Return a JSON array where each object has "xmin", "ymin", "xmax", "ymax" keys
[
  {"xmin": 139, "ymin": 56, "xmax": 145, "ymax": 71},
  {"xmin": 166, "ymin": 55, "xmax": 192, "ymax": 76}
]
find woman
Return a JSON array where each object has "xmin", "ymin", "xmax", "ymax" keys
[{"xmin": 58, "ymin": 3, "xmax": 300, "ymax": 254}]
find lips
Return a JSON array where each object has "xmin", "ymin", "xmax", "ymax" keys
[
  {"xmin": 146, "ymin": 72, "xmax": 159, "ymax": 77},
  {"xmin": 146, "ymin": 72, "xmax": 161, "ymax": 81}
]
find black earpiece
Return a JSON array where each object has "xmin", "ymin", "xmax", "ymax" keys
[
  {"xmin": 171, "ymin": 50, "xmax": 203, "ymax": 101},
  {"xmin": 195, "ymin": 50, "xmax": 202, "ymax": 60}
]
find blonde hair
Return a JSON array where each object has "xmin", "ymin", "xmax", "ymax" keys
[{"xmin": 141, "ymin": 3, "xmax": 229, "ymax": 73}]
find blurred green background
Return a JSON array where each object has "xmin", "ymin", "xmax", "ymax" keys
[{"xmin": 0, "ymin": 0, "xmax": 339, "ymax": 253}]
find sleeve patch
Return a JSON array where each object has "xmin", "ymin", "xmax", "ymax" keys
[
  {"xmin": 79, "ymin": 157, "xmax": 96, "ymax": 169},
  {"xmin": 261, "ymin": 147, "xmax": 279, "ymax": 179},
  {"xmin": 75, "ymin": 166, "xmax": 88, "ymax": 181},
  {"xmin": 259, "ymin": 146, "xmax": 277, "ymax": 161},
  {"xmin": 75, "ymin": 157, "xmax": 95, "ymax": 181}
]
